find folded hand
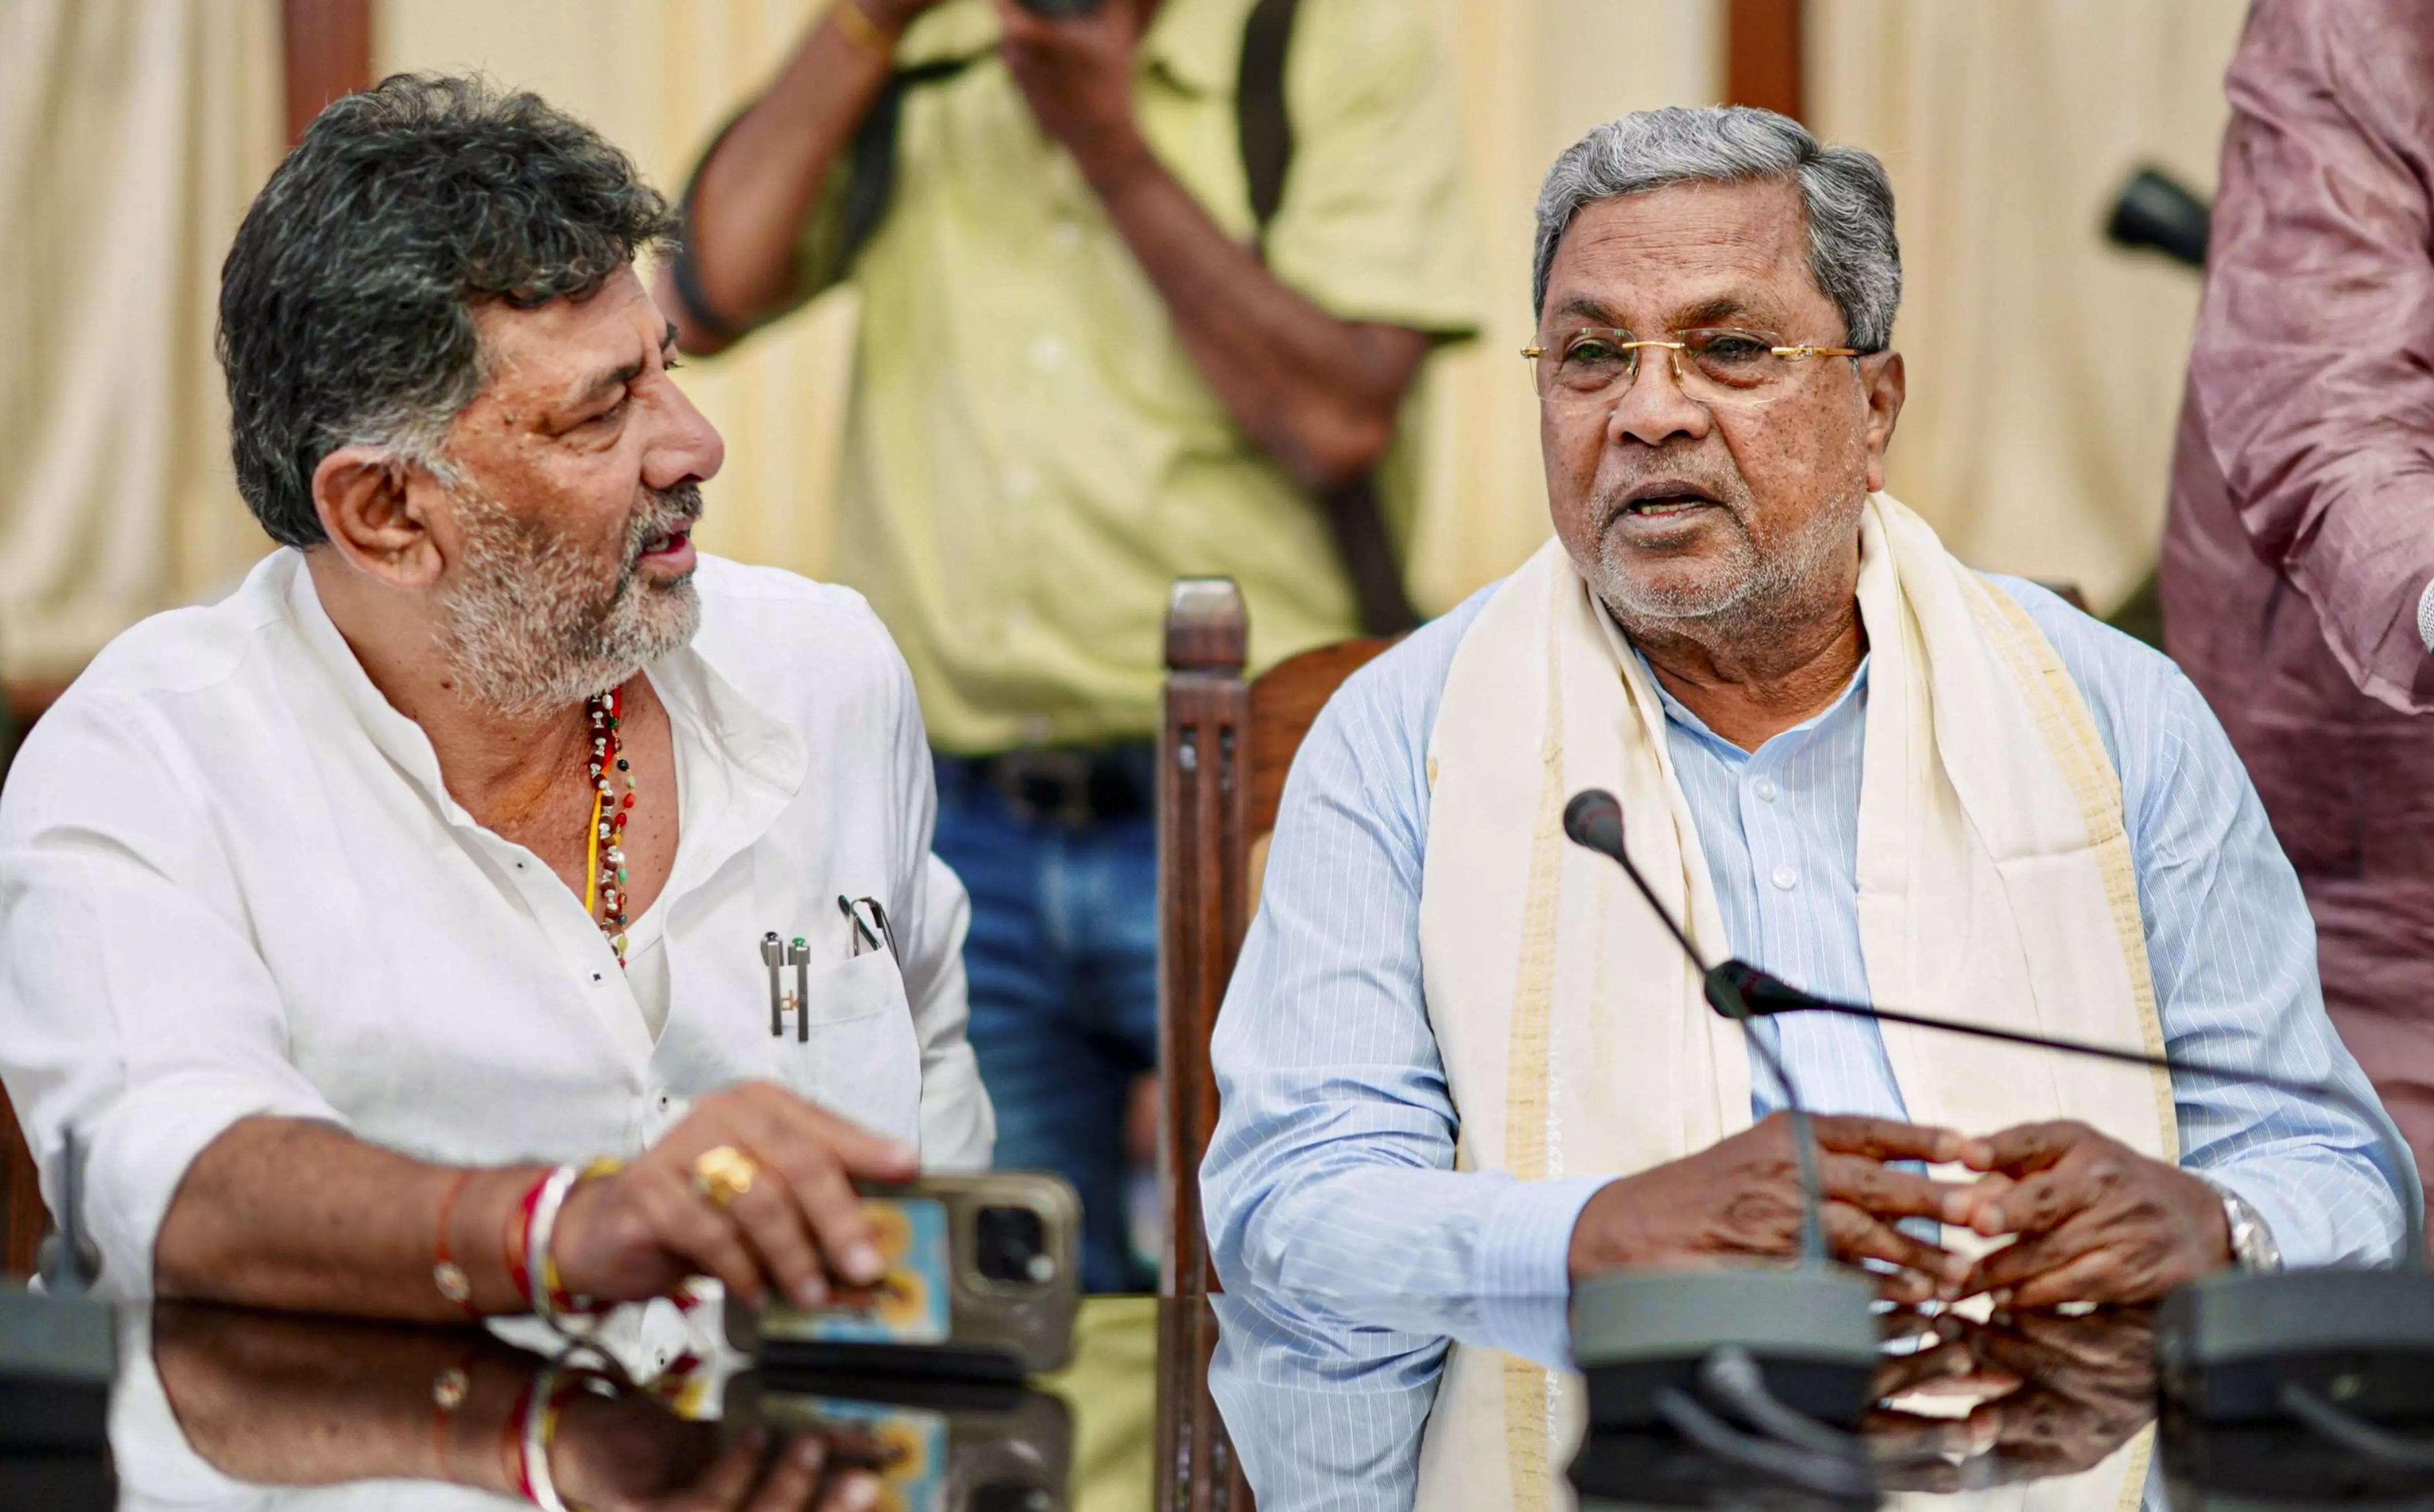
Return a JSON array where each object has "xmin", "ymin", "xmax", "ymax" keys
[
  {"xmin": 1567, "ymin": 1112, "xmax": 1976, "ymax": 1303},
  {"xmin": 1950, "ymin": 1120, "xmax": 2230, "ymax": 1307}
]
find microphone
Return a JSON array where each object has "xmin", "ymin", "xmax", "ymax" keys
[
  {"xmin": 1561, "ymin": 789, "xmax": 1827, "ymax": 1266},
  {"xmin": 1555, "ymin": 790, "xmax": 1880, "ymax": 1452},
  {"xmin": 1566, "ymin": 786, "xmax": 2434, "ymax": 1447}
]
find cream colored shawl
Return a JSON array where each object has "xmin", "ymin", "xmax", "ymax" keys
[{"xmin": 1412, "ymin": 496, "xmax": 2174, "ymax": 1512}]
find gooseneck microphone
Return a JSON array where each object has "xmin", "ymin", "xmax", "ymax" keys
[
  {"xmin": 1561, "ymin": 789, "xmax": 1828, "ymax": 1267},
  {"xmin": 1565, "ymin": 785, "xmax": 2434, "ymax": 1456},
  {"xmin": 1553, "ymin": 789, "xmax": 1881, "ymax": 1489}
]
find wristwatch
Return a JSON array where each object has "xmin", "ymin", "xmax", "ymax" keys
[{"xmin": 2202, "ymin": 1178, "xmax": 2283, "ymax": 1273}]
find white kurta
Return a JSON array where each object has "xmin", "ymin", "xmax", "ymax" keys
[{"xmin": 0, "ymin": 549, "xmax": 993, "ymax": 1301}]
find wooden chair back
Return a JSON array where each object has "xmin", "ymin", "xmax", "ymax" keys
[
  {"xmin": 1, "ymin": 681, "xmax": 58, "ymax": 1278},
  {"xmin": 1155, "ymin": 578, "xmax": 1392, "ymax": 1512},
  {"xmin": 2, "ymin": 1088, "xmax": 42, "ymax": 1277}
]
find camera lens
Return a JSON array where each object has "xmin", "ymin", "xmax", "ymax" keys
[{"xmin": 975, "ymin": 1205, "xmax": 1052, "ymax": 1284}]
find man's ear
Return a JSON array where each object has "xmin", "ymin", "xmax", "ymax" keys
[
  {"xmin": 1860, "ymin": 350, "xmax": 1906, "ymax": 494},
  {"xmin": 311, "ymin": 446, "xmax": 446, "ymax": 590}
]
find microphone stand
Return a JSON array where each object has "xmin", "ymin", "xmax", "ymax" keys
[
  {"xmin": 1555, "ymin": 793, "xmax": 1881, "ymax": 1475},
  {"xmin": 1563, "ymin": 794, "xmax": 1831, "ymax": 1267},
  {"xmin": 1702, "ymin": 956, "xmax": 2434, "ymax": 1446},
  {"xmin": 2, "ymin": 1129, "xmax": 115, "ymax": 1470}
]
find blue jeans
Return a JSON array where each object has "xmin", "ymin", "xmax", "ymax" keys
[{"xmin": 933, "ymin": 755, "xmax": 1160, "ymax": 1293}]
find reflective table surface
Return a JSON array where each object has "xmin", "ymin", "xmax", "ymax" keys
[
  {"xmin": 18, "ymin": 1300, "xmax": 1071, "ymax": 1511},
  {"xmin": 1206, "ymin": 1298, "xmax": 2434, "ymax": 1512},
  {"xmin": 10, "ymin": 1296, "xmax": 2434, "ymax": 1510}
]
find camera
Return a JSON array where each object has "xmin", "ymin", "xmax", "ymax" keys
[{"xmin": 1013, "ymin": 0, "xmax": 1103, "ymax": 14}]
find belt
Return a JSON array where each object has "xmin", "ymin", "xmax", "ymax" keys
[{"xmin": 943, "ymin": 743, "xmax": 1156, "ymax": 829}]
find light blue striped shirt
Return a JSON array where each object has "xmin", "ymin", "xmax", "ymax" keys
[{"xmin": 1201, "ymin": 575, "xmax": 2411, "ymax": 1512}]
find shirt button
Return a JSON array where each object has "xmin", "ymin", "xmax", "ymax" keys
[
  {"xmin": 1028, "ymin": 334, "xmax": 1066, "ymax": 371},
  {"xmin": 591, "ymin": 971, "xmax": 604, "ymax": 983},
  {"xmin": 1770, "ymin": 865, "xmax": 1798, "ymax": 891},
  {"xmin": 1052, "ymin": 218, "xmax": 1082, "ymax": 248},
  {"xmin": 1004, "ymin": 462, "xmax": 1039, "ymax": 500},
  {"xmin": 657, "ymin": 1093, "xmax": 670, "ymax": 1110},
  {"xmin": 1753, "ymin": 778, "xmax": 1779, "ymax": 803}
]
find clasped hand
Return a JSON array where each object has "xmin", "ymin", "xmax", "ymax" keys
[{"xmin": 1567, "ymin": 1113, "xmax": 2231, "ymax": 1307}]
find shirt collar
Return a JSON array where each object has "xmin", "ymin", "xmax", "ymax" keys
[
  {"xmin": 284, "ymin": 552, "xmax": 459, "ymax": 812},
  {"xmin": 1140, "ymin": 0, "xmax": 1259, "ymax": 96},
  {"xmin": 1631, "ymin": 641, "xmax": 1873, "ymax": 761},
  {"xmin": 280, "ymin": 551, "xmax": 809, "ymax": 825}
]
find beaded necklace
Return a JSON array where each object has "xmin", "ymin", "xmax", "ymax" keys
[{"xmin": 582, "ymin": 687, "xmax": 636, "ymax": 966}]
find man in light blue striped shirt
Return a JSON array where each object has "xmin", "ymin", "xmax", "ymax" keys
[{"xmin": 1200, "ymin": 105, "xmax": 2412, "ymax": 1510}]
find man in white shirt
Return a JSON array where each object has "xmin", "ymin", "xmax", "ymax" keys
[{"xmin": 0, "ymin": 74, "xmax": 991, "ymax": 1320}]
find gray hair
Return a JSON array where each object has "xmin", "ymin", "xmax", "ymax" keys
[
  {"xmin": 219, "ymin": 74, "xmax": 678, "ymax": 548},
  {"xmin": 1531, "ymin": 106, "xmax": 1901, "ymax": 351}
]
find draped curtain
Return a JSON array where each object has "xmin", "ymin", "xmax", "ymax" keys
[
  {"xmin": 0, "ymin": 0, "xmax": 2257, "ymax": 678},
  {"xmin": 0, "ymin": 0, "xmax": 283, "ymax": 680},
  {"xmin": 1808, "ymin": 0, "xmax": 2249, "ymax": 610}
]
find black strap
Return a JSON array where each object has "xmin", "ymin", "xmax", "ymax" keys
[
  {"xmin": 1238, "ymin": 0, "xmax": 1299, "ymax": 241},
  {"xmin": 1238, "ymin": 0, "xmax": 1417, "ymax": 635},
  {"xmin": 1321, "ymin": 476, "xmax": 1419, "ymax": 636},
  {"xmin": 839, "ymin": 54, "xmax": 985, "ymax": 273}
]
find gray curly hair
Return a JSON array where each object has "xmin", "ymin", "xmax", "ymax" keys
[
  {"xmin": 1531, "ymin": 105, "xmax": 1901, "ymax": 352},
  {"xmin": 218, "ymin": 74, "xmax": 679, "ymax": 548}
]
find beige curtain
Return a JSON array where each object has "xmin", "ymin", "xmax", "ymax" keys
[
  {"xmin": 0, "ymin": 0, "xmax": 283, "ymax": 681},
  {"xmin": 1808, "ymin": 0, "xmax": 2249, "ymax": 611}
]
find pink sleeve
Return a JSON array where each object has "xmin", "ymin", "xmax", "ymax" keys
[{"xmin": 2188, "ymin": 0, "xmax": 2434, "ymax": 712}]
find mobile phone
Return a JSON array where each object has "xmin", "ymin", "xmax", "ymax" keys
[
  {"xmin": 726, "ymin": 1371, "xmax": 1071, "ymax": 1512},
  {"xmin": 726, "ymin": 1172, "xmax": 1082, "ymax": 1380}
]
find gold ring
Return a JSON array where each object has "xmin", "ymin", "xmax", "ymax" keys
[{"xmin": 691, "ymin": 1145, "xmax": 759, "ymax": 1209}]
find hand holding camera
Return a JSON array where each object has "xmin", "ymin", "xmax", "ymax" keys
[{"xmin": 992, "ymin": 0, "xmax": 1148, "ymax": 187}]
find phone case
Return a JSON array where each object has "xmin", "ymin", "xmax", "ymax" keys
[
  {"xmin": 726, "ymin": 1171, "xmax": 1082, "ymax": 1379},
  {"xmin": 726, "ymin": 1371, "xmax": 1073, "ymax": 1512}
]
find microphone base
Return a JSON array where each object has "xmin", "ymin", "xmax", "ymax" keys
[
  {"xmin": 1571, "ymin": 1266, "xmax": 1879, "ymax": 1430},
  {"xmin": 1571, "ymin": 1428, "xmax": 1873, "ymax": 1511},
  {"xmin": 2162, "ymin": 1417, "xmax": 2434, "ymax": 1511},
  {"xmin": 2158, "ymin": 1267, "xmax": 2434, "ymax": 1426},
  {"xmin": 0, "ymin": 1284, "xmax": 114, "ymax": 1512}
]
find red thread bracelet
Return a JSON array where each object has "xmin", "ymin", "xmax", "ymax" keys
[
  {"xmin": 499, "ymin": 1378, "xmax": 536, "ymax": 1502},
  {"xmin": 504, "ymin": 1172, "xmax": 549, "ymax": 1311}
]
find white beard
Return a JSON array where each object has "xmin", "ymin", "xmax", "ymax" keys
[{"xmin": 432, "ymin": 484, "xmax": 702, "ymax": 719}]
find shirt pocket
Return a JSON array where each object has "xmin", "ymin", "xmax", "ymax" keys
[{"xmin": 772, "ymin": 950, "xmax": 922, "ymax": 1144}]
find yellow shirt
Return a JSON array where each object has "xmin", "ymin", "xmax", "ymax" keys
[{"xmin": 796, "ymin": 0, "xmax": 1484, "ymax": 752}]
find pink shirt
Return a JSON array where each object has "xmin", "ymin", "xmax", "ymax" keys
[{"xmin": 2161, "ymin": 0, "xmax": 2434, "ymax": 1211}]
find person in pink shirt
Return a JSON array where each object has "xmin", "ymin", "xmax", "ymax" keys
[{"xmin": 2163, "ymin": 0, "xmax": 2434, "ymax": 1236}]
